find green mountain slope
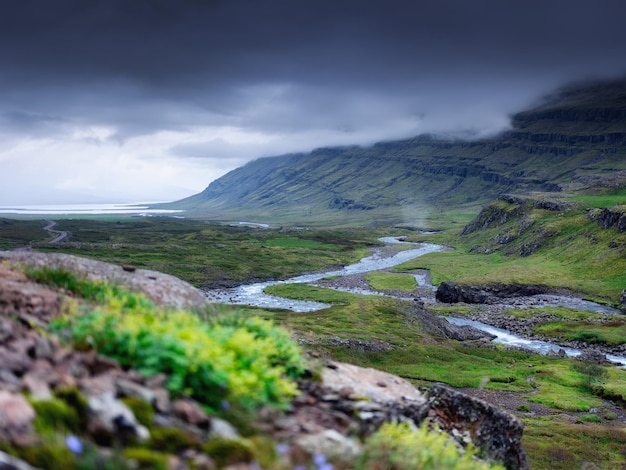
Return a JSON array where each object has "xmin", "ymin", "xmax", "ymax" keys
[{"xmin": 169, "ymin": 78, "xmax": 626, "ymax": 225}]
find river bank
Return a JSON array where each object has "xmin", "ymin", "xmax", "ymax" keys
[{"xmin": 204, "ymin": 237, "xmax": 626, "ymax": 366}]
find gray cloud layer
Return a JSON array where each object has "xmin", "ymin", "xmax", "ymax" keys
[{"xmin": 1, "ymin": 0, "xmax": 626, "ymax": 203}]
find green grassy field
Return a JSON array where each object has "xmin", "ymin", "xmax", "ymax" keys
[
  {"xmin": 3, "ymin": 218, "xmax": 381, "ymax": 287},
  {"xmin": 3, "ymin": 198, "xmax": 626, "ymax": 468},
  {"xmin": 364, "ymin": 272, "xmax": 417, "ymax": 292}
]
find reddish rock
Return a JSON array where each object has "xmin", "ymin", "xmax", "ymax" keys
[
  {"xmin": 0, "ymin": 391, "xmax": 36, "ymax": 446},
  {"xmin": 172, "ymin": 399, "xmax": 210, "ymax": 428}
]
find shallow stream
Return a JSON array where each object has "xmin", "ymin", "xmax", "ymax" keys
[{"xmin": 203, "ymin": 237, "xmax": 626, "ymax": 366}]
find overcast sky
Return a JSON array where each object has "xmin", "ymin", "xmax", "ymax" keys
[{"xmin": 1, "ymin": 0, "xmax": 625, "ymax": 205}]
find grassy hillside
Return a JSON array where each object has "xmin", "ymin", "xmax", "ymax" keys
[
  {"xmin": 396, "ymin": 189, "xmax": 626, "ymax": 303},
  {"xmin": 166, "ymin": 78, "xmax": 626, "ymax": 226}
]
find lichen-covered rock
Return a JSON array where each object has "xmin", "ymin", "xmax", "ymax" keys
[
  {"xmin": 427, "ymin": 384, "xmax": 529, "ymax": 470},
  {"xmin": 0, "ymin": 251, "xmax": 207, "ymax": 310},
  {"xmin": 87, "ymin": 392, "xmax": 150, "ymax": 442},
  {"xmin": 295, "ymin": 429, "xmax": 362, "ymax": 462}
]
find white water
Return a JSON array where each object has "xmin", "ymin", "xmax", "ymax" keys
[{"xmin": 446, "ymin": 316, "xmax": 626, "ymax": 368}]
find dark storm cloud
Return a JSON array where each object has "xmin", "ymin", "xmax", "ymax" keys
[{"xmin": 1, "ymin": 0, "xmax": 626, "ymax": 147}]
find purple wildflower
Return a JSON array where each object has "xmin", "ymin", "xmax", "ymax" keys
[
  {"xmin": 65, "ymin": 435, "xmax": 83, "ymax": 454},
  {"xmin": 313, "ymin": 453, "xmax": 327, "ymax": 466},
  {"xmin": 276, "ymin": 443, "xmax": 289, "ymax": 455}
]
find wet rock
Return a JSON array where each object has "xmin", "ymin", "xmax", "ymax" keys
[
  {"xmin": 0, "ymin": 369, "xmax": 21, "ymax": 391},
  {"xmin": 427, "ymin": 384, "xmax": 529, "ymax": 470},
  {"xmin": 547, "ymin": 348, "xmax": 568, "ymax": 358},
  {"xmin": 441, "ymin": 322, "xmax": 497, "ymax": 341},
  {"xmin": 79, "ymin": 372, "xmax": 118, "ymax": 396},
  {"xmin": 576, "ymin": 349, "xmax": 611, "ymax": 364}
]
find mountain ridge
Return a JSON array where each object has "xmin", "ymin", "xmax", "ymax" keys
[{"xmin": 167, "ymin": 78, "xmax": 626, "ymax": 225}]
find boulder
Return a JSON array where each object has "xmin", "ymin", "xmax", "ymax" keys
[
  {"xmin": 436, "ymin": 281, "xmax": 550, "ymax": 304},
  {"xmin": 87, "ymin": 392, "xmax": 150, "ymax": 442},
  {"xmin": 0, "ymin": 252, "xmax": 208, "ymax": 310},
  {"xmin": 427, "ymin": 384, "xmax": 529, "ymax": 470},
  {"xmin": 0, "ymin": 391, "xmax": 36, "ymax": 446}
]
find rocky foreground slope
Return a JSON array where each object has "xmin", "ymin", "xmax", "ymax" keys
[{"xmin": 0, "ymin": 252, "xmax": 527, "ymax": 469}]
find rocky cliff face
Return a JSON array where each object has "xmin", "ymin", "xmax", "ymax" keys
[
  {"xmin": 0, "ymin": 252, "xmax": 528, "ymax": 469},
  {"xmin": 589, "ymin": 206, "xmax": 626, "ymax": 232}
]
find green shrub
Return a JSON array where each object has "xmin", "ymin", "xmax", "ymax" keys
[
  {"xmin": 51, "ymin": 286, "xmax": 306, "ymax": 411},
  {"xmin": 571, "ymin": 361, "xmax": 608, "ymax": 392},
  {"xmin": 517, "ymin": 404, "xmax": 531, "ymax": 412},
  {"xmin": 360, "ymin": 421, "xmax": 504, "ymax": 470},
  {"xmin": 604, "ymin": 411, "xmax": 618, "ymax": 420},
  {"xmin": 575, "ymin": 413, "xmax": 602, "ymax": 424},
  {"xmin": 573, "ymin": 331, "xmax": 606, "ymax": 344}
]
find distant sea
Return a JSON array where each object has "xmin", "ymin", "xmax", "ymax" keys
[{"xmin": 0, "ymin": 203, "xmax": 184, "ymax": 216}]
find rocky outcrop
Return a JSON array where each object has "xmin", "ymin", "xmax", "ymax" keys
[
  {"xmin": 271, "ymin": 362, "xmax": 528, "ymax": 469},
  {"xmin": 436, "ymin": 281, "xmax": 551, "ymax": 304},
  {"xmin": 428, "ymin": 384, "xmax": 529, "ymax": 470},
  {"xmin": 591, "ymin": 206, "xmax": 626, "ymax": 232},
  {"xmin": 406, "ymin": 302, "xmax": 497, "ymax": 341},
  {"xmin": 0, "ymin": 251, "xmax": 208, "ymax": 310},
  {"xmin": 0, "ymin": 254, "xmax": 529, "ymax": 469}
]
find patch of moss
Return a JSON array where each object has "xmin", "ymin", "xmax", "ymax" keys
[
  {"xmin": 121, "ymin": 397, "xmax": 154, "ymax": 429},
  {"xmin": 149, "ymin": 427, "xmax": 200, "ymax": 453},
  {"xmin": 54, "ymin": 387, "xmax": 89, "ymax": 429},
  {"xmin": 575, "ymin": 414, "xmax": 602, "ymax": 424},
  {"xmin": 202, "ymin": 437, "xmax": 255, "ymax": 468},
  {"xmin": 15, "ymin": 440, "xmax": 75, "ymax": 470},
  {"xmin": 31, "ymin": 398, "xmax": 80, "ymax": 434},
  {"xmin": 123, "ymin": 447, "xmax": 168, "ymax": 470}
]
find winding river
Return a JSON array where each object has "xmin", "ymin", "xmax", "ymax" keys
[
  {"xmin": 204, "ymin": 237, "xmax": 626, "ymax": 367},
  {"xmin": 204, "ymin": 238, "xmax": 446, "ymax": 311}
]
